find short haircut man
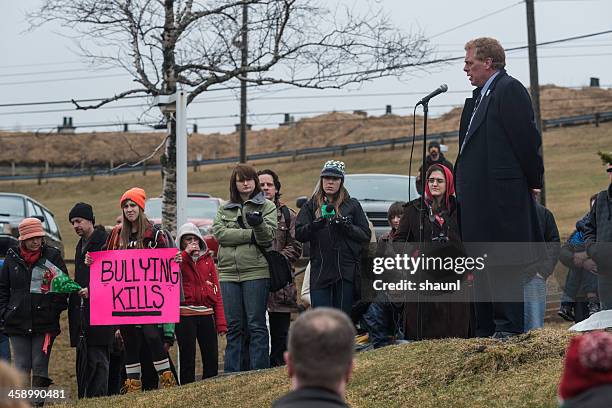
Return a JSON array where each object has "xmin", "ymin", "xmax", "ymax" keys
[
  {"xmin": 273, "ymin": 308, "xmax": 355, "ymax": 407},
  {"xmin": 456, "ymin": 37, "xmax": 544, "ymax": 338}
]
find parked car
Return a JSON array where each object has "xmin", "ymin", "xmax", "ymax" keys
[
  {"xmin": 145, "ymin": 193, "xmax": 223, "ymax": 256},
  {"xmin": 295, "ymin": 174, "xmax": 419, "ymax": 239},
  {"xmin": 0, "ymin": 192, "xmax": 64, "ymax": 259}
]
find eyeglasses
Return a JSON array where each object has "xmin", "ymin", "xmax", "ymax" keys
[
  {"xmin": 607, "ymin": 167, "xmax": 612, "ymax": 173},
  {"xmin": 427, "ymin": 177, "xmax": 446, "ymax": 184}
]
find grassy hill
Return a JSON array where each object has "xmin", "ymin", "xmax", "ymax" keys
[{"xmin": 54, "ymin": 328, "xmax": 574, "ymax": 408}]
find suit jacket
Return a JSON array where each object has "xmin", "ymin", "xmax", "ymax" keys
[{"xmin": 455, "ymin": 70, "xmax": 544, "ymax": 263}]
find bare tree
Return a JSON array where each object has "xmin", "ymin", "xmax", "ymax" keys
[{"xmin": 29, "ymin": 0, "xmax": 437, "ymax": 234}]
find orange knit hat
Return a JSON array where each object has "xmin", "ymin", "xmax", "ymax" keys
[
  {"xmin": 120, "ymin": 187, "xmax": 146, "ymax": 210},
  {"xmin": 18, "ymin": 217, "xmax": 46, "ymax": 241}
]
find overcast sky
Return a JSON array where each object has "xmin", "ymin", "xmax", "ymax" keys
[{"xmin": 2, "ymin": 0, "xmax": 611, "ymax": 134}]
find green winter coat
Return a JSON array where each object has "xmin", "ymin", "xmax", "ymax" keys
[{"xmin": 212, "ymin": 192, "xmax": 277, "ymax": 282}]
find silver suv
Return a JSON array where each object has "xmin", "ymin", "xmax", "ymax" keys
[
  {"xmin": 0, "ymin": 193, "xmax": 64, "ymax": 260},
  {"xmin": 343, "ymin": 174, "xmax": 419, "ymax": 238}
]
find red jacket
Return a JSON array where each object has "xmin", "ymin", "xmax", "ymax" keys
[{"xmin": 179, "ymin": 250, "xmax": 227, "ymax": 333}]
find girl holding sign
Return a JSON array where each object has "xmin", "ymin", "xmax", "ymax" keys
[
  {"xmin": 102, "ymin": 187, "xmax": 178, "ymax": 393},
  {"xmin": 174, "ymin": 223, "xmax": 226, "ymax": 382},
  {"xmin": 0, "ymin": 218, "xmax": 69, "ymax": 402}
]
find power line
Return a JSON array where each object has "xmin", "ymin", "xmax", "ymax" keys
[
  {"xmin": 429, "ymin": 1, "xmax": 523, "ymax": 39},
  {"xmin": 0, "ymin": 67, "xmax": 123, "ymax": 78},
  {"xmin": 0, "ymin": 73, "xmax": 128, "ymax": 87}
]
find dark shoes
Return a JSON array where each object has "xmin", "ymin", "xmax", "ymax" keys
[
  {"xmin": 587, "ymin": 299, "xmax": 601, "ymax": 316},
  {"xmin": 558, "ymin": 303, "xmax": 575, "ymax": 322},
  {"xmin": 491, "ymin": 331, "xmax": 520, "ymax": 341}
]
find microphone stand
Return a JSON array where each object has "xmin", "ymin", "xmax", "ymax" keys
[
  {"xmin": 416, "ymin": 100, "xmax": 429, "ymax": 341},
  {"xmin": 418, "ymin": 101, "xmax": 429, "ymax": 248}
]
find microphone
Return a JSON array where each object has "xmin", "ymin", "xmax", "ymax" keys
[{"xmin": 417, "ymin": 84, "xmax": 448, "ymax": 105}]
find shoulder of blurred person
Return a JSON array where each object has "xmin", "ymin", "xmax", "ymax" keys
[
  {"xmin": 273, "ymin": 386, "xmax": 349, "ymax": 408},
  {"xmin": 273, "ymin": 308, "xmax": 355, "ymax": 408},
  {"xmin": 560, "ymin": 384, "xmax": 612, "ymax": 408}
]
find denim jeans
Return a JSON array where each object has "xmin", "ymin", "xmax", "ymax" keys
[
  {"xmin": 599, "ymin": 274, "xmax": 612, "ymax": 310},
  {"xmin": 310, "ymin": 279, "xmax": 353, "ymax": 316},
  {"xmin": 0, "ymin": 334, "xmax": 10, "ymax": 362},
  {"xmin": 524, "ymin": 274, "xmax": 547, "ymax": 331},
  {"xmin": 561, "ymin": 267, "xmax": 598, "ymax": 303},
  {"xmin": 221, "ymin": 279, "xmax": 270, "ymax": 372},
  {"xmin": 10, "ymin": 334, "xmax": 54, "ymax": 382},
  {"xmin": 362, "ymin": 302, "xmax": 403, "ymax": 348}
]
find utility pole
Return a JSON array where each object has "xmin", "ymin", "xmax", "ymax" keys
[
  {"xmin": 176, "ymin": 90, "xmax": 188, "ymax": 232},
  {"xmin": 526, "ymin": 0, "xmax": 546, "ymax": 206},
  {"xmin": 239, "ymin": 3, "xmax": 248, "ymax": 163}
]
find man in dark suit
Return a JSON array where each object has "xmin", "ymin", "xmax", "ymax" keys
[{"xmin": 454, "ymin": 37, "xmax": 544, "ymax": 339}]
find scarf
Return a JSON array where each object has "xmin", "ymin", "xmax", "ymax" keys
[{"xmin": 20, "ymin": 246, "xmax": 41, "ymax": 266}]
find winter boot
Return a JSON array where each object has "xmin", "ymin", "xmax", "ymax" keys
[
  {"xmin": 159, "ymin": 370, "xmax": 177, "ymax": 388},
  {"xmin": 557, "ymin": 302, "xmax": 575, "ymax": 322},
  {"xmin": 120, "ymin": 378, "xmax": 142, "ymax": 394},
  {"xmin": 31, "ymin": 376, "xmax": 53, "ymax": 407},
  {"xmin": 587, "ymin": 298, "xmax": 601, "ymax": 316}
]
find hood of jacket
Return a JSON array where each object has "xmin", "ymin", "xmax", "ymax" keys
[
  {"xmin": 425, "ymin": 163, "xmax": 455, "ymax": 210},
  {"xmin": 175, "ymin": 222, "xmax": 208, "ymax": 252},
  {"xmin": 224, "ymin": 191, "xmax": 266, "ymax": 209}
]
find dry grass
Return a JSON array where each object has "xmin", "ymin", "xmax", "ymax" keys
[{"xmin": 51, "ymin": 328, "xmax": 575, "ymax": 408}]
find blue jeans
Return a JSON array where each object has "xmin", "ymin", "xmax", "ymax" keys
[
  {"xmin": 599, "ymin": 274, "xmax": 612, "ymax": 310},
  {"xmin": 0, "ymin": 334, "xmax": 10, "ymax": 362},
  {"xmin": 310, "ymin": 279, "xmax": 353, "ymax": 316},
  {"xmin": 524, "ymin": 274, "xmax": 546, "ymax": 331},
  {"xmin": 362, "ymin": 302, "xmax": 403, "ymax": 348},
  {"xmin": 221, "ymin": 279, "xmax": 270, "ymax": 372},
  {"xmin": 561, "ymin": 267, "xmax": 598, "ymax": 303}
]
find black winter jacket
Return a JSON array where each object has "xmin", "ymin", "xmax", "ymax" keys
[
  {"xmin": 0, "ymin": 245, "xmax": 68, "ymax": 336},
  {"xmin": 585, "ymin": 184, "xmax": 612, "ymax": 274},
  {"xmin": 68, "ymin": 226, "xmax": 114, "ymax": 347},
  {"xmin": 295, "ymin": 196, "xmax": 370, "ymax": 290}
]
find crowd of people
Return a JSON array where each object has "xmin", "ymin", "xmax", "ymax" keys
[{"xmin": 0, "ymin": 36, "xmax": 611, "ymax": 407}]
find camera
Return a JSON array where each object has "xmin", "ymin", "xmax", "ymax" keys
[{"xmin": 432, "ymin": 232, "xmax": 449, "ymax": 243}]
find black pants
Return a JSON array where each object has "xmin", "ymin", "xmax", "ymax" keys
[
  {"xmin": 175, "ymin": 315, "xmax": 218, "ymax": 383},
  {"xmin": 121, "ymin": 325, "xmax": 166, "ymax": 367},
  {"xmin": 269, "ymin": 312, "xmax": 290, "ymax": 367},
  {"xmin": 107, "ymin": 348, "xmax": 125, "ymax": 396},
  {"xmin": 473, "ymin": 266, "xmax": 524, "ymax": 336},
  {"xmin": 76, "ymin": 345, "xmax": 110, "ymax": 398}
]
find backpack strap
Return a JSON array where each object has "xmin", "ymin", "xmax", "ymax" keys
[{"xmin": 281, "ymin": 205, "xmax": 291, "ymax": 230}]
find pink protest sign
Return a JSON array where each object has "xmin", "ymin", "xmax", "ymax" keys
[{"xmin": 89, "ymin": 248, "xmax": 180, "ymax": 325}]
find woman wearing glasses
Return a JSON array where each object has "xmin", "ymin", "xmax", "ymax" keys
[{"xmin": 396, "ymin": 163, "xmax": 471, "ymax": 340}]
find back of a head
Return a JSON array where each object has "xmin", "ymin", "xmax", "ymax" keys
[
  {"xmin": 0, "ymin": 360, "xmax": 28, "ymax": 408},
  {"xmin": 288, "ymin": 307, "xmax": 356, "ymax": 390}
]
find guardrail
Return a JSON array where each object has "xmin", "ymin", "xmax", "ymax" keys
[{"xmin": 2, "ymin": 110, "xmax": 611, "ymax": 182}]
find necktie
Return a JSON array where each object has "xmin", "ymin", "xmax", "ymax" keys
[
  {"xmin": 467, "ymin": 93, "xmax": 482, "ymax": 132},
  {"xmin": 460, "ymin": 93, "xmax": 482, "ymax": 154}
]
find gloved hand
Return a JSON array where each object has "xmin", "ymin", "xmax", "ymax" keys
[
  {"xmin": 246, "ymin": 211, "xmax": 264, "ymax": 226},
  {"xmin": 311, "ymin": 217, "xmax": 327, "ymax": 231},
  {"xmin": 333, "ymin": 216, "xmax": 352, "ymax": 232},
  {"xmin": 163, "ymin": 336, "xmax": 174, "ymax": 353}
]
